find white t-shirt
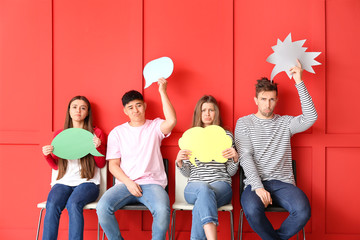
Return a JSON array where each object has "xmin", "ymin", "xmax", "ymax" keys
[{"xmin": 51, "ymin": 159, "xmax": 100, "ymax": 187}]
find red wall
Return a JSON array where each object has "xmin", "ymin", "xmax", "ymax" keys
[{"xmin": 1, "ymin": 0, "xmax": 359, "ymax": 239}]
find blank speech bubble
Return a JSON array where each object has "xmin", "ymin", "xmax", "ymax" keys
[
  {"xmin": 51, "ymin": 128, "xmax": 104, "ymax": 160},
  {"xmin": 143, "ymin": 57, "xmax": 174, "ymax": 89},
  {"xmin": 178, "ymin": 125, "xmax": 232, "ymax": 166}
]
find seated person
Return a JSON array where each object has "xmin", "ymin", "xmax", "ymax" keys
[
  {"xmin": 235, "ymin": 61, "xmax": 317, "ymax": 240},
  {"xmin": 97, "ymin": 78, "xmax": 176, "ymax": 240},
  {"xmin": 176, "ymin": 95, "xmax": 239, "ymax": 240}
]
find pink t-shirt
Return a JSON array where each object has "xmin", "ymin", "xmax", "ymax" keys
[{"xmin": 106, "ymin": 118, "xmax": 169, "ymax": 188}]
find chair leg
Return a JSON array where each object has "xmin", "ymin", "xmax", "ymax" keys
[
  {"xmin": 97, "ymin": 221, "xmax": 100, "ymax": 240},
  {"xmin": 229, "ymin": 210, "xmax": 234, "ymax": 240},
  {"xmin": 36, "ymin": 208, "xmax": 45, "ymax": 240},
  {"xmin": 170, "ymin": 209, "xmax": 176, "ymax": 240},
  {"xmin": 237, "ymin": 209, "xmax": 244, "ymax": 240},
  {"xmin": 302, "ymin": 227, "xmax": 306, "ymax": 240}
]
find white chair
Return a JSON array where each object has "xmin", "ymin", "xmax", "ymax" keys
[
  {"xmin": 170, "ymin": 165, "xmax": 234, "ymax": 240},
  {"xmin": 36, "ymin": 163, "xmax": 108, "ymax": 240}
]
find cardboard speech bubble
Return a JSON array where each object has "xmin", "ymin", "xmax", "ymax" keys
[
  {"xmin": 51, "ymin": 128, "xmax": 104, "ymax": 160},
  {"xmin": 178, "ymin": 125, "xmax": 232, "ymax": 166},
  {"xmin": 266, "ymin": 33, "xmax": 321, "ymax": 81},
  {"xmin": 143, "ymin": 57, "xmax": 174, "ymax": 89}
]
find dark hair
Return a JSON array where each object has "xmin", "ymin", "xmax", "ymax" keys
[
  {"xmin": 57, "ymin": 96, "xmax": 96, "ymax": 181},
  {"xmin": 192, "ymin": 95, "xmax": 223, "ymax": 128},
  {"xmin": 255, "ymin": 77, "xmax": 278, "ymax": 97},
  {"xmin": 122, "ymin": 90, "xmax": 144, "ymax": 106}
]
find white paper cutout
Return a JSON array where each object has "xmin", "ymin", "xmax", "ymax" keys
[
  {"xmin": 143, "ymin": 57, "xmax": 174, "ymax": 89},
  {"xmin": 266, "ymin": 33, "xmax": 321, "ymax": 80}
]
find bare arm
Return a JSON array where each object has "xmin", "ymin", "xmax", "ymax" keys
[
  {"xmin": 158, "ymin": 78, "xmax": 177, "ymax": 135},
  {"xmin": 109, "ymin": 158, "xmax": 143, "ymax": 197}
]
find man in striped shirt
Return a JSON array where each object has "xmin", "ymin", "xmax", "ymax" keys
[{"xmin": 235, "ymin": 61, "xmax": 317, "ymax": 240}]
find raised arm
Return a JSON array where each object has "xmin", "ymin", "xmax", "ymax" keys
[
  {"xmin": 289, "ymin": 60, "xmax": 318, "ymax": 134},
  {"xmin": 158, "ymin": 78, "xmax": 177, "ymax": 135}
]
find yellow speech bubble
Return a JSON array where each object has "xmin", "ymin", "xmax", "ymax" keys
[{"xmin": 178, "ymin": 125, "xmax": 232, "ymax": 166}]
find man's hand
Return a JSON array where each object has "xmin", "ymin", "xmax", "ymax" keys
[
  {"xmin": 289, "ymin": 59, "xmax": 304, "ymax": 84},
  {"xmin": 255, "ymin": 188, "xmax": 272, "ymax": 208},
  {"xmin": 124, "ymin": 179, "xmax": 143, "ymax": 197},
  {"xmin": 158, "ymin": 77, "xmax": 168, "ymax": 94}
]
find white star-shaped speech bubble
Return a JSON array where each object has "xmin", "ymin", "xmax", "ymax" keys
[{"xmin": 266, "ymin": 33, "xmax": 321, "ymax": 80}]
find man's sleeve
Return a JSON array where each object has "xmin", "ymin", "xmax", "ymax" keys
[
  {"xmin": 289, "ymin": 81, "xmax": 318, "ymax": 135},
  {"xmin": 235, "ymin": 119, "xmax": 263, "ymax": 191},
  {"xmin": 106, "ymin": 130, "xmax": 121, "ymax": 160}
]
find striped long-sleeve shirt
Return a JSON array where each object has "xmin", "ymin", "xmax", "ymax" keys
[
  {"xmin": 235, "ymin": 81, "xmax": 317, "ymax": 191},
  {"xmin": 178, "ymin": 131, "xmax": 239, "ymax": 185}
]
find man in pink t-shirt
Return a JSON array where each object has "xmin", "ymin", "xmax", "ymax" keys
[{"xmin": 97, "ymin": 78, "xmax": 176, "ymax": 240}]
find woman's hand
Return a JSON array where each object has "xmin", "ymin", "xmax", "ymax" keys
[
  {"xmin": 176, "ymin": 149, "xmax": 192, "ymax": 168},
  {"xmin": 222, "ymin": 147, "xmax": 239, "ymax": 162},
  {"xmin": 93, "ymin": 135, "xmax": 101, "ymax": 148},
  {"xmin": 42, "ymin": 145, "xmax": 54, "ymax": 156}
]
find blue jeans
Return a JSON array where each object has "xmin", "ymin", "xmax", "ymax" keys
[
  {"xmin": 42, "ymin": 182, "xmax": 99, "ymax": 240},
  {"xmin": 184, "ymin": 181, "xmax": 232, "ymax": 240},
  {"xmin": 241, "ymin": 180, "xmax": 311, "ymax": 240},
  {"xmin": 96, "ymin": 184, "xmax": 170, "ymax": 240}
]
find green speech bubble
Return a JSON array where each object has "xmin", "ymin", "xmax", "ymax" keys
[
  {"xmin": 178, "ymin": 125, "xmax": 232, "ymax": 167},
  {"xmin": 51, "ymin": 128, "xmax": 104, "ymax": 160}
]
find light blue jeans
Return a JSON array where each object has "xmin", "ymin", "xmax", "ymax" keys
[
  {"xmin": 42, "ymin": 182, "xmax": 99, "ymax": 240},
  {"xmin": 184, "ymin": 181, "xmax": 232, "ymax": 240},
  {"xmin": 241, "ymin": 180, "xmax": 311, "ymax": 240},
  {"xmin": 96, "ymin": 184, "xmax": 170, "ymax": 240}
]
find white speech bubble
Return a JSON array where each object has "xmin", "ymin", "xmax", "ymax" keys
[
  {"xmin": 266, "ymin": 33, "xmax": 321, "ymax": 80},
  {"xmin": 143, "ymin": 57, "xmax": 174, "ymax": 89}
]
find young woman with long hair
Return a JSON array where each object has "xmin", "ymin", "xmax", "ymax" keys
[
  {"xmin": 41, "ymin": 96, "xmax": 106, "ymax": 240},
  {"xmin": 175, "ymin": 95, "xmax": 239, "ymax": 240}
]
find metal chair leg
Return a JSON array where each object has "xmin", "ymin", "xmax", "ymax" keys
[
  {"xmin": 229, "ymin": 210, "xmax": 234, "ymax": 240},
  {"xmin": 302, "ymin": 227, "xmax": 306, "ymax": 240},
  {"xmin": 238, "ymin": 209, "xmax": 243, "ymax": 240},
  {"xmin": 36, "ymin": 208, "xmax": 45, "ymax": 240},
  {"xmin": 170, "ymin": 209, "xmax": 176, "ymax": 240},
  {"xmin": 97, "ymin": 221, "xmax": 100, "ymax": 240}
]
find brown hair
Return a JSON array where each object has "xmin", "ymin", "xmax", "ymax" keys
[
  {"xmin": 255, "ymin": 77, "xmax": 278, "ymax": 97},
  {"xmin": 57, "ymin": 96, "xmax": 96, "ymax": 180},
  {"xmin": 192, "ymin": 95, "xmax": 223, "ymax": 128}
]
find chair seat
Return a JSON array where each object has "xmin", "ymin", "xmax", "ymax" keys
[
  {"xmin": 83, "ymin": 201, "xmax": 98, "ymax": 210},
  {"xmin": 172, "ymin": 202, "xmax": 233, "ymax": 211},
  {"xmin": 266, "ymin": 205, "xmax": 288, "ymax": 212},
  {"xmin": 120, "ymin": 203, "xmax": 149, "ymax": 211},
  {"xmin": 37, "ymin": 201, "xmax": 47, "ymax": 208},
  {"xmin": 37, "ymin": 201, "xmax": 98, "ymax": 210}
]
